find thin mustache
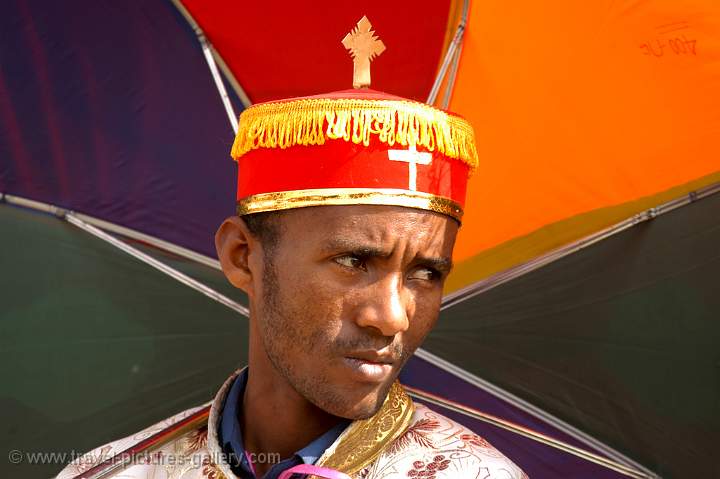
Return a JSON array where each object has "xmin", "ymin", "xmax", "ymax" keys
[{"xmin": 334, "ymin": 338, "xmax": 404, "ymax": 359}]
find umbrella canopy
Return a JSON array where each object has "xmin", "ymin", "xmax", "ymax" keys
[
  {"xmin": 423, "ymin": 186, "xmax": 720, "ymax": 476},
  {"xmin": 0, "ymin": 0, "xmax": 237, "ymax": 258},
  {"xmin": 177, "ymin": 0, "xmax": 456, "ymax": 102},
  {"xmin": 0, "ymin": 204, "xmax": 248, "ymax": 479},
  {"xmin": 1, "ymin": 0, "xmax": 718, "ymax": 477},
  {"xmin": 447, "ymin": 0, "xmax": 720, "ymax": 288},
  {"xmin": 0, "ymin": 201, "xmax": 643, "ymax": 479}
]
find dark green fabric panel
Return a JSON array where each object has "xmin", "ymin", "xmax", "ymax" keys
[
  {"xmin": 426, "ymin": 193, "xmax": 720, "ymax": 478},
  {"xmin": 0, "ymin": 205, "xmax": 248, "ymax": 478}
]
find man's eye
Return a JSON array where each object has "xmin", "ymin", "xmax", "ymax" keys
[
  {"xmin": 334, "ymin": 255, "xmax": 366, "ymax": 271},
  {"xmin": 408, "ymin": 267, "xmax": 439, "ymax": 282}
]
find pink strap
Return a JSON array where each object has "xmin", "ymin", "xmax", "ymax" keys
[
  {"xmin": 244, "ymin": 451, "xmax": 257, "ymax": 476},
  {"xmin": 277, "ymin": 463, "xmax": 351, "ymax": 479}
]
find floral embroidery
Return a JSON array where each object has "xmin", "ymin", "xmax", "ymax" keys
[
  {"xmin": 460, "ymin": 433, "xmax": 492, "ymax": 449},
  {"xmin": 187, "ymin": 426, "xmax": 209, "ymax": 452},
  {"xmin": 137, "ymin": 451, "xmax": 164, "ymax": 465},
  {"xmin": 355, "ymin": 466, "xmax": 371, "ymax": 478},
  {"xmin": 58, "ymin": 389, "xmax": 527, "ymax": 479},
  {"xmin": 71, "ymin": 445, "xmax": 113, "ymax": 474},
  {"xmin": 389, "ymin": 418, "xmax": 440, "ymax": 454},
  {"xmin": 405, "ymin": 455, "xmax": 451, "ymax": 478},
  {"xmin": 411, "ymin": 418, "xmax": 441, "ymax": 432},
  {"xmin": 201, "ymin": 456, "xmax": 225, "ymax": 479}
]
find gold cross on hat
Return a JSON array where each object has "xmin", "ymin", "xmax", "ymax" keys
[{"xmin": 341, "ymin": 16, "xmax": 386, "ymax": 89}]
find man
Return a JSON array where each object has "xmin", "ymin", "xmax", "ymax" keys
[{"xmin": 58, "ymin": 18, "xmax": 527, "ymax": 479}]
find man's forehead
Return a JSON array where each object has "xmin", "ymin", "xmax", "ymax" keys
[
  {"xmin": 283, "ymin": 205, "xmax": 458, "ymax": 251},
  {"xmin": 290, "ymin": 204, "xmax": 453, "ymax": 229}
]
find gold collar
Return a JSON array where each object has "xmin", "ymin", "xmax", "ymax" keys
[
  {"xmin": 312, "ymin": 381, "xmax": 415, "ymax": 477},
  {"xmin": 206, "ymin": 371, "xmax": 415, "ymax": 479}
]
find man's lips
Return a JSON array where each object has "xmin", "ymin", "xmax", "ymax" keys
[
  {"xmin": 345, "ymin": 350, "xmax": 397, "ymax": 365},
  {"xmin": 342, "ymin": 350, "xmax": 397, "ymax": 382}
]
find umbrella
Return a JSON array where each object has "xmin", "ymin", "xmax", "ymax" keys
[{"xmin": 2, "ymin": 0, "xmax": 718, "ymax": 477}]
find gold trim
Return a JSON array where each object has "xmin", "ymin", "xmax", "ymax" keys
[
  {"xmin": 236, "ymin": 188, "xmax": 464, "ymax": 222},
  {"xmin": 231, "ymin": 97, "xmax": 478, "ymax": 171},
  {"xmin": 311, "ymin": 381, "xmax": 415, "ymax": 477}
]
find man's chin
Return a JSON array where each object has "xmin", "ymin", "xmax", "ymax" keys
[
  {"xmin": 279, "ymin": 360, "xmax": 399, "ymax": 420},
  {"xmin": 340, "ymin": 399, "xmax": 383, "ymax": 420},
  {"xmin": 326, "ymin": 378, "xmax": 395, "ymax": 420}
]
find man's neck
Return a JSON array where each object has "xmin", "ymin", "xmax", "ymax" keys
[{"xmin": 241, "ymin": 345, "xmax": 343, "ymax": 476}]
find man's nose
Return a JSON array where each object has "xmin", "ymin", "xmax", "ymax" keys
[{"xmin": 355, "ymin": 275, "xmax": 410, "ymax": 337}]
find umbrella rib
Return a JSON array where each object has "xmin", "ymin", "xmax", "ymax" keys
[
  {"xmin": 413, "ymin": 348, "xmax": 659, "ymax": 476},
  {"xmin": 2, "ymin": 193, "xmax": 221, "ymax": 269},
  {"xmin": 441, "ymin": 181, "xmax": 720, "ymax": 310},
  {"xmin": 427, "ymin": 0, "xmax": 469, "ymax": 105},
  {"xmin": 62, "ymin": 212, "xmax": 250, "ymax": 318},
  {"xmin": 439, "ymin": 35, "xmax": 463, "ymax": 110},
  {"xmin": 198, "ymin": 34, "xmax": 239, "ymax": 134},
  {"xmin": 404, "ymin": 385, "xmax": 657, "ymax": 479},
  {"xmin": 170, "ymin": 0, "xmax": 252, "ymax": 114}
]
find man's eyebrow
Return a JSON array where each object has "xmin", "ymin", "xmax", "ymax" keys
[
  {"xmin": 322, "ymin": 239, "xmax": 453, "ymax": 272},
  {"xmin": 321, "ymin": 239, "xmax": 391, "ymax": 257},
  {"xmin": 415, "ymin": 255, "xmax": 454, "ymax": 273}
]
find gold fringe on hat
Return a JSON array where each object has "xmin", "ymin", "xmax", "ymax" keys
[{"xmin": 230, "ymin": 97, "xmax": 478, "ymax": 171}]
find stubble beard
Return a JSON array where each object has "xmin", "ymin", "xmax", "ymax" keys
[
  {"xmin": 257, "ymin": 256, "xmax": 413, "ymax": 419},
  {"xmin": 258, "ymin": 258, "xmax": 384, "ymax": 419}
]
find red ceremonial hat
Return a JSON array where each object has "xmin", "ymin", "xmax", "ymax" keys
[{"xmin": 231, "ymin": 17, "xmax": 478, "ymax": 223}]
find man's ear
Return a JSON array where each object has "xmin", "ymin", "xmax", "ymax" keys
[{"xmin": 215, "ymin": 216, "xmax": 257, "ymax": 294}]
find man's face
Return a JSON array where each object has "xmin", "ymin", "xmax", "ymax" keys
[{"xmin": 246, "ymin": 204, "xmax": 458, "ymax": 419}]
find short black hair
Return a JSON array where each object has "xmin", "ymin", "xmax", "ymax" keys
[{"xmin": 242, "ymin": 210, "xmax": 284, "ymax": 254}]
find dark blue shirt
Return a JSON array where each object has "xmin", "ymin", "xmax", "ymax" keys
[{"xmin": 218, "ymin": 369, "xmax": 350, "ymax": 479}]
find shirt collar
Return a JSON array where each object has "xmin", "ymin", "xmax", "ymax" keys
[
  {"xmin": 219, "ymin": 368, "xmax": 251, "ymax": 475},
  {"xmin": 295, "ymin": 420, "xmax": 350, "ymax": 464},
  {"xmin": 218, "ymin": 368, "xmax": 351, "ymax": 477}
]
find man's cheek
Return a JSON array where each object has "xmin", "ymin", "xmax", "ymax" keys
[{"xmin": 408, "ymin": 312, "xmax": 438, "ymax": 346}]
